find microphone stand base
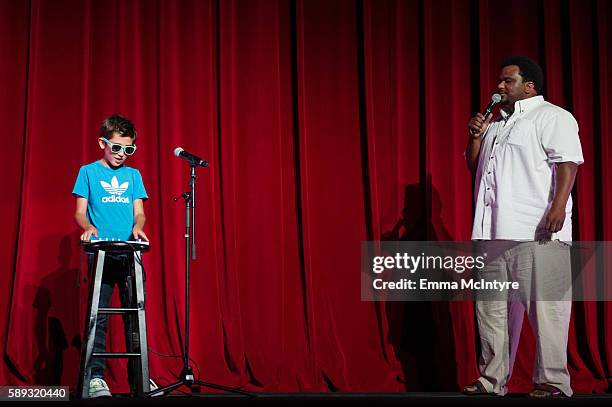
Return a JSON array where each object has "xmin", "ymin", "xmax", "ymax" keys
[{"xmin": 146, "ymin": 365, "xmax": 253, "ymax": 397}]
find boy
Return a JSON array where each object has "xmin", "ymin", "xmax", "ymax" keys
[{"xmin": 72, "ymin": 114, "xmax": 150, "ymax": 397}]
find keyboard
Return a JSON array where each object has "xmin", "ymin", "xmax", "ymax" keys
[{"xmin": 82, "ymin": 238, "xmax": 150, "ymax": 253}]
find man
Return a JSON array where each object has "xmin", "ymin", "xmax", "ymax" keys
[{"xmin": 463, "ymin": 56, "xmax": 583, "ymax": 398}]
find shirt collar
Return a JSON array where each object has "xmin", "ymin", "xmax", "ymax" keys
[{"xmin": 500, "ymin": 95, "xmax": 544, "ymax": 120}]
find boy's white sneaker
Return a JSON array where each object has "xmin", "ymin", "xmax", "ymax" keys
[
  {"xmin": 89, "ymin": 377, "xmax": 111, "ymax": 398},
  {"xmin": 149, "ymin": 378, "xmax": 163, "ymax": 396}
]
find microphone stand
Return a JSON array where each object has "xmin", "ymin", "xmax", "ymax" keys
[{"xmin": 148, "ymin": 164, "xmax": 252, "ymax": 397}]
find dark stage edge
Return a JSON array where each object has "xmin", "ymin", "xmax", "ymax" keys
[{"xmin": 56, "ymin": 392, "xmax": 612, "ymax": 407}]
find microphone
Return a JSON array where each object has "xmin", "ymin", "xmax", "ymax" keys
[
  {"xmin": 482, "ymin": 93, "xmax": 502, "ymax": 118},
  {"xmin": 174, "ymin": 147, "xmax": 209, "ymax": 167}
]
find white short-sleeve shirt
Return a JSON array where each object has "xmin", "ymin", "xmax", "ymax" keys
[{"xmin": 471, "ymin": 95, "xmax": 584, "ymax": 241}]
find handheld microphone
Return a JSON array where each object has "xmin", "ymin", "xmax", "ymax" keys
[
  {"xmin": 174, "ymin": 147, "xmax": 209, "ymax": 167},
  {"xmin": 482, "ymin": 93, "xmax": 502, "ymax": 118}
]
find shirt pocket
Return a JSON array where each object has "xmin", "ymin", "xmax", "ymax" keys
[{"xmin": 505, "ymin": 119, "xmax": 534, "ymax": 146}]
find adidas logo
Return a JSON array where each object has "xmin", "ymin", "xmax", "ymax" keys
[{"xmin": 100, "ymin": 176, "xmax": 130, "ymax": 204}]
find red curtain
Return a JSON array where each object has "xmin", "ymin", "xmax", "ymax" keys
[{"xmin": 1, "ymin": 0, "xmax": 610, "ymax": 394}]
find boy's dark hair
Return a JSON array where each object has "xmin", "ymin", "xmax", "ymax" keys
[
  {"xmin": 100, "ymin": 114, "xmax": 137, "ymax": 140},
  {"xmin": 501, "ymin": 56, "xmax": 544, "ymax": 94}
]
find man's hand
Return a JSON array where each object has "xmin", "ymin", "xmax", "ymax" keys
[
  {"xmin": 465, "ymin": 113, "xmax": 493, "ymax": 172},
  {"xmin": 132, "ymin": 227, "xmax": 149, "ymax": 241},
  {"xmin": 80, "ymin": 226, "xmax": 98, "ymax": 241},
  {"xmin": 468, "ymin": 113, "xmax": 493, "ymax": 139},
  {"xmin": 545, "ymin": 204, "xmax": 566, "ymax": 233}
]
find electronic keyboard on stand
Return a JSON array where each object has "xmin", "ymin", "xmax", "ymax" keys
[
  {"xmin": 81, "ymin": 238, "xmax": 150, "ymax": 254},
  {"xmin": 77, "ymin": 237, "xmax": 151, "ymax": 398}
]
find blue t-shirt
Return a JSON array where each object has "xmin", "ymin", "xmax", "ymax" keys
[{"xmin": 72, "ymin": 161, "xmax": 148, "ymax": 240}]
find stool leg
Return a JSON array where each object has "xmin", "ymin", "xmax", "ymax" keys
[
  {"xmin": 79, "ymin": 250, "xmax": 106, "ymax": 399},
  {"xmin": 123, "ymin": 274, "xmax": 136, "ymax": 393},
  {"xmin": 133, "ymin": 251, "xmax": 150, "ymax": 395}
]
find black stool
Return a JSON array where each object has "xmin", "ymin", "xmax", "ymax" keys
[{"xmin": 78, "ymin": 240, "xmax": 151, "ymax": 398}]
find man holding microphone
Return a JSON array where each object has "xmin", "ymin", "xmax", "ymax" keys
[{"xmin": 463, "ymin": 56, "xmax": 583, "ymax": 398}]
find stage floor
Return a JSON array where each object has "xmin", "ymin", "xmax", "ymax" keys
[{"xmin": 65, "ymin": 392, "xmax": 612, "ymax": 406}]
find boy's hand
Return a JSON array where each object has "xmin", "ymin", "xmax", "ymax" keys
[
  {"xmin": 132, "ymin": 227, "xmax": 149, "ymax": 241},
  {"xmin": 81, "ymin": 226, "xmax": 98, "ymax": 241}
]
